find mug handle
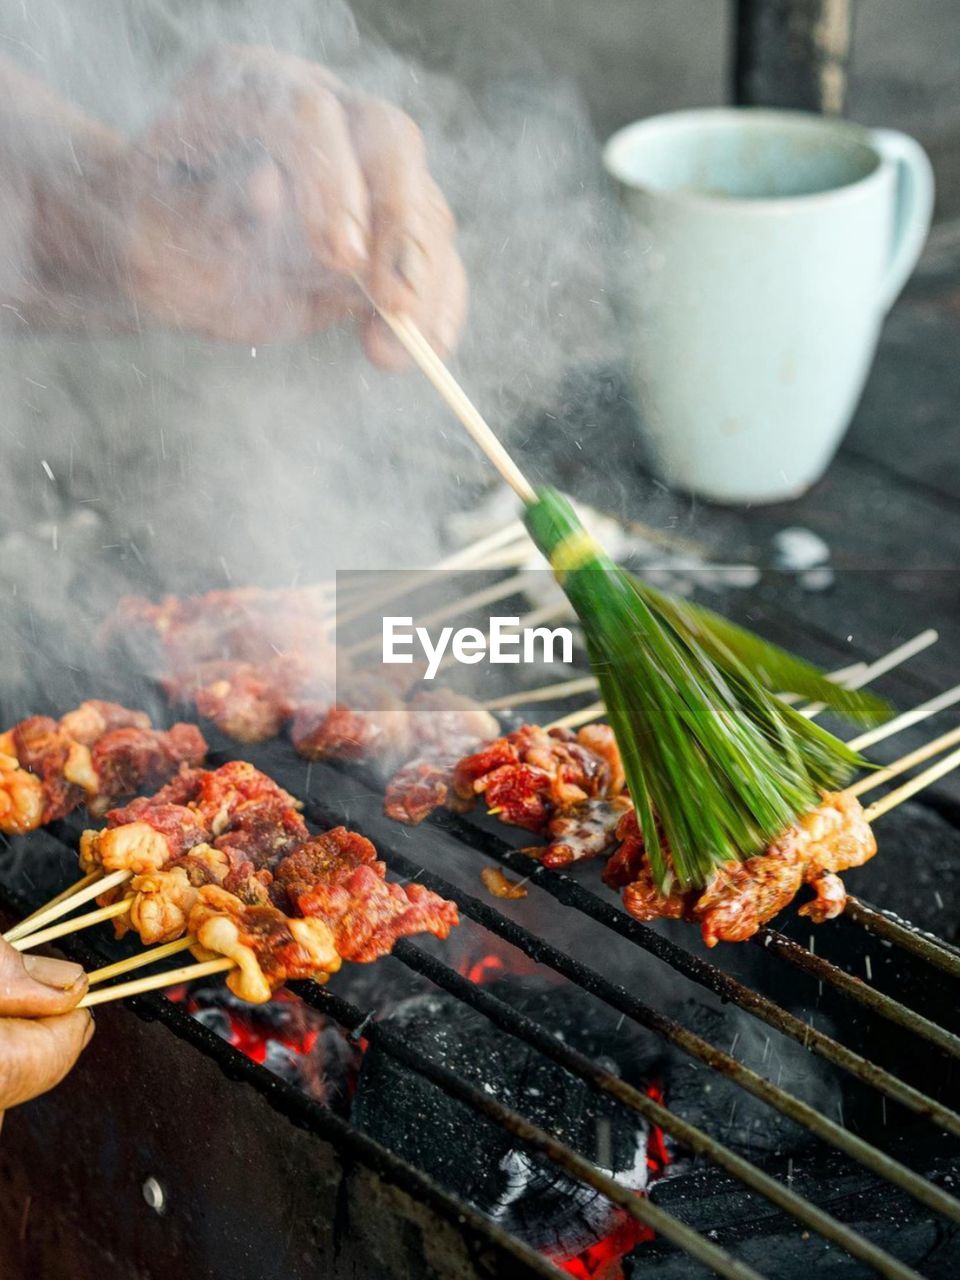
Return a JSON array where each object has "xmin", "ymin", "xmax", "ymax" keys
[{"xmin": 869, "ymin": 128, "xmax": 935, "ymax": 312}]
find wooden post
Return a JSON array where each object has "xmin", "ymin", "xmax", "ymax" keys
[{"xmin": 733, "ymin": 0, "xmax": 853, "ymax": 115}]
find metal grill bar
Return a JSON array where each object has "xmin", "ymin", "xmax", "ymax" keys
[
  {"xmin": 754, "ymin": 926, "xmax": 960, "ymax": 1056},
  {"xmin": 391, "ymin": 940, "xmax": 925, "ymax": 1280},
  {"xmin": 424, "ymin": 811, "xmax": 960, "ymax": 1138},
  {"xmin": 292, "ymin": 984, "xmax": 768, "ymax": 1280},
  {"xmin": 357, "ymin": 832, "xmax": 960, "ymax": 1229},
  {"xmin": 844, "ymin": 898, "xmax": 960, "ymax": 979}
]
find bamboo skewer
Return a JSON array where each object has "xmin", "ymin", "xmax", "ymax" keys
[
  {"xmin": 3, "ymin": 868, "xmax": 128, "ymax": 944},
  {"xmin": 848, "ymin": 683, "xmax": 960, "ymax": 752},
  {"xmin": 796, "ymin": 630, "xmax": 938, "ymax": 718},
  {"xmin": 78, "ymin": 957, "xmax": 234, "ymax": 1009},
  {"xmin": 87, "ymin": 936, "xmax": 195, "ymax": 985},
  {"xmin": 346, "ymin": 571, "xmax": 545, "ymax": 658},
  {"xmin": 848, "ymin": 724, "xmax": 960, "ymax": 799},
  {"xmin": 378, "ymin": 312, "xmax": 537, "ymax": 503},
  {"xmin": 482, "ymin": 675, "xmax": 598, "ymax": 711},
  {"xmin": 11, "ymin": 898, "xmax": 131, "ymax": 951},
  {"xmin": 333, "ymin": 521, "xmax": 531, "ymax": 629},
  {"xmin": 864, "ymin": 746, "xmax": 960, "ymax": 822},
  {"xmin": 11, "ymin": 871, "xmax": 102, "ymax": 933}
]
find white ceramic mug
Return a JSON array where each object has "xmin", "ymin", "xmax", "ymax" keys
[{"xmin": 603, "ymin": 108, "xmax": 934, "ymax": 504}]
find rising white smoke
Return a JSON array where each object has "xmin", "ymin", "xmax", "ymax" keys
[{"xmin": 0, "ymin": 0, "xmax": 623, "ymax": 714}]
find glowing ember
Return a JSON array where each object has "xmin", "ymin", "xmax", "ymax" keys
[
  {"xmin": 557, "ymin": 1083, "xmax": 670, "ymax": 1280},
  {"xmin": 465, "ymin": 953, "xmax": 507, "ymax": 985}
]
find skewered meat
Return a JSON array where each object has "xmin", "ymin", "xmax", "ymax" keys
[
  {"xmin": 605, "ymin": 792, "xmax": 877, "ymax": 947},
  {"xmin": 380, "ymin": 690, "xmax": 499, "ymax": 822},
  {"xmin": 88, "ymin": 723, "xmax": 207, "ymax": 815},
  {"xmin": 387, "ymin": 722, "xmax": 626, "ymax": 834},
  {"xmin": 384, "ymin": 750, "xmax": 471, "ymax": 824},
  {"xmin": 0, "ymin": 750, "xmax": 45, "ymax": 835},
  {"xmin": 0, "ymin": 701, "xmax": 206, "ymax": 833},
  {"xmin": 59, "ymin": 700, "xmax": 151, "ymax": 744},
  {"xmin": 126, "ymin": 866, "xmax": 200, "ymax": 944},
  {"xmin": 189, "ymin": 760, "xmax": 302, "ymax": 834},
  {"xmin": 272, "ymin": 827, "xmax": 460, "ymax": 962},
  {"xmin": 77, "ymin": 761, "xmax": 460, "ymax": 990},
  {"xmin": 165, "ymin": 653, "xmax": 331, "ymax": 744},
  {"xmin": 404, "ymin": 689, "xmax": 499, "ymax": 755},
  {"xmin": 455, "ymin": 724, "xmax": 622, "ymax": 828},
  {"xmin": 290, "ymin": 675, "xmax": 413, "ymax": 763},
  {"xmin": 81, "ymin": 761, "xmax": 292, "ymax": 875},
  {"xmin": 105, "ymin": 587, "xmax": 335, "ymax": 670},
  {"xmin": 190, "ymin": 885, "xmax": 341, "ymax": 1004}
]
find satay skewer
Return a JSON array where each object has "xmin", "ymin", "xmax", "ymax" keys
[
  {"xmin": 848, "ymin": 683, "xmax": 960, "ymax": 751},
  {"xmin": 864, "ymin": 744, "xmax": 960, "ymax": 821},
  {"xmin": 552, "ymin": 679, "xmax": 960, "ymax": 740},
  {"xmin": 848, "ymin": 724, "xmax": 960, "ymax": 798},
  {"xmin": 796, "ymin": 630, "xmax": 938, "ymax": 718},
  {"xmin": 86, "ymin": 937, "xmax": 195, "ymax": 985},
  {"xmin": 10, "ymin": 897, "xmax": 131, "ymax": 951},
  {"xmin": 2, "ymin": 868, "xmax": 130, "ymax": 944},
  {"xmin": 334, "ymin": 521, "xmax": 532, "ymax": 629},
  {"xmin": 11, "ymin": 871, "xmax": 102, "ymax": 933},
  {"xmin": 78, "ymin": 957, "xmax": 235, "ymax": 1009}
]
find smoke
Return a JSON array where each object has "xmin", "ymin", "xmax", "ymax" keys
[{"xmin": 0, "ymin": 0, "xmax": 623, "ymax": 707}]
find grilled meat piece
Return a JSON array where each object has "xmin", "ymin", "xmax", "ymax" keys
[
  {"xmin": 290, "ymin": 672, "xmax": 413, "ymax": 763},
  {"xmin": 273, "ymin": 827, "xmax": 459, "ymax": 963},
  {"xmin": 384, "ymin": 751, "xmax": 470, "ymax": 824},
  {"xmin": 607, "ymin": 792, "xmax": 877, "ymax": 946},
  {"xmin": 88, "ymin": 723, "xmax": 207, "ymax": 815},
  {"xmin": 455, "ymin": 723, "xmax": 624, "ymax": 832},
  {"xmin": 386, "ymin": 722, "xmax": 626, "ymax": 833},
  {"xmin": 190, "ymin": 885, "xmax": 341, "ymax": 1004},
  {"xmin": 0, "ymin": 702, "xmax": 206, "ymax": 833}
]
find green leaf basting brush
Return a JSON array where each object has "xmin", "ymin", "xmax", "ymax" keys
[{"xmin": 379, "ymin": 311, "xmax": 889, "ymax": 891}]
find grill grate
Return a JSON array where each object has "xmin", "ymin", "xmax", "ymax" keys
[
  {"xmin": 296, "ymin": 766, "xmax": 960, "ymax": 1279},
  {"xmin": 5, "ymin": 656, "xmax": 960, "ymax": 1279}
]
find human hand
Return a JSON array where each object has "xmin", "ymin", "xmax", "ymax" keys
[
  {"xmin": 122, "ymin": 45, "xmax": 467, "ymax": 366},
  {"xmin": 0, "ymin": 943, "xmax": 92, "ymax": 1117}
]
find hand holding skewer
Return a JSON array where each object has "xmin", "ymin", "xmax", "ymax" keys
[{"xmin": 0, "ymin": 939, "xmax": 93, "ymax": 1119}]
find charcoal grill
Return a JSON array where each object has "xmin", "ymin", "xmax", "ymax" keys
[{"xmin": 2, "ymin": 645, "xmax": 960, "ymax": 1280}]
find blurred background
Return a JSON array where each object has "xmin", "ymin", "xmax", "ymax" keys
[{"xmin": 354, "ymin": 0, "xmax": 960, "ymax": 222}]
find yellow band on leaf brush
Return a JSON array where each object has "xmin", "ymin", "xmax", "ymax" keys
[{"xmin": 549, "ymin": 530, "xmax": 602, "ymax": 581}]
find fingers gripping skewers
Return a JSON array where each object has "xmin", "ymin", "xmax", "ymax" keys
[{"xmin": 0, "ymin": 700, "xmax": 206, "ymax": 835}]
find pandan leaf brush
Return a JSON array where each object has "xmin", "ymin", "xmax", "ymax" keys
[{"xmin": 377, "ymin": 310, "xmax": 889, "ymax": 889}]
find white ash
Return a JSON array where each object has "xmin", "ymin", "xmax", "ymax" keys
[
  {"xmin": 773, "ymin": 527, "xmax": 830, "ymax": 571},
  {"xmin": 773, "ymin": 527, "xmax": 835, "ymax": 591}
]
